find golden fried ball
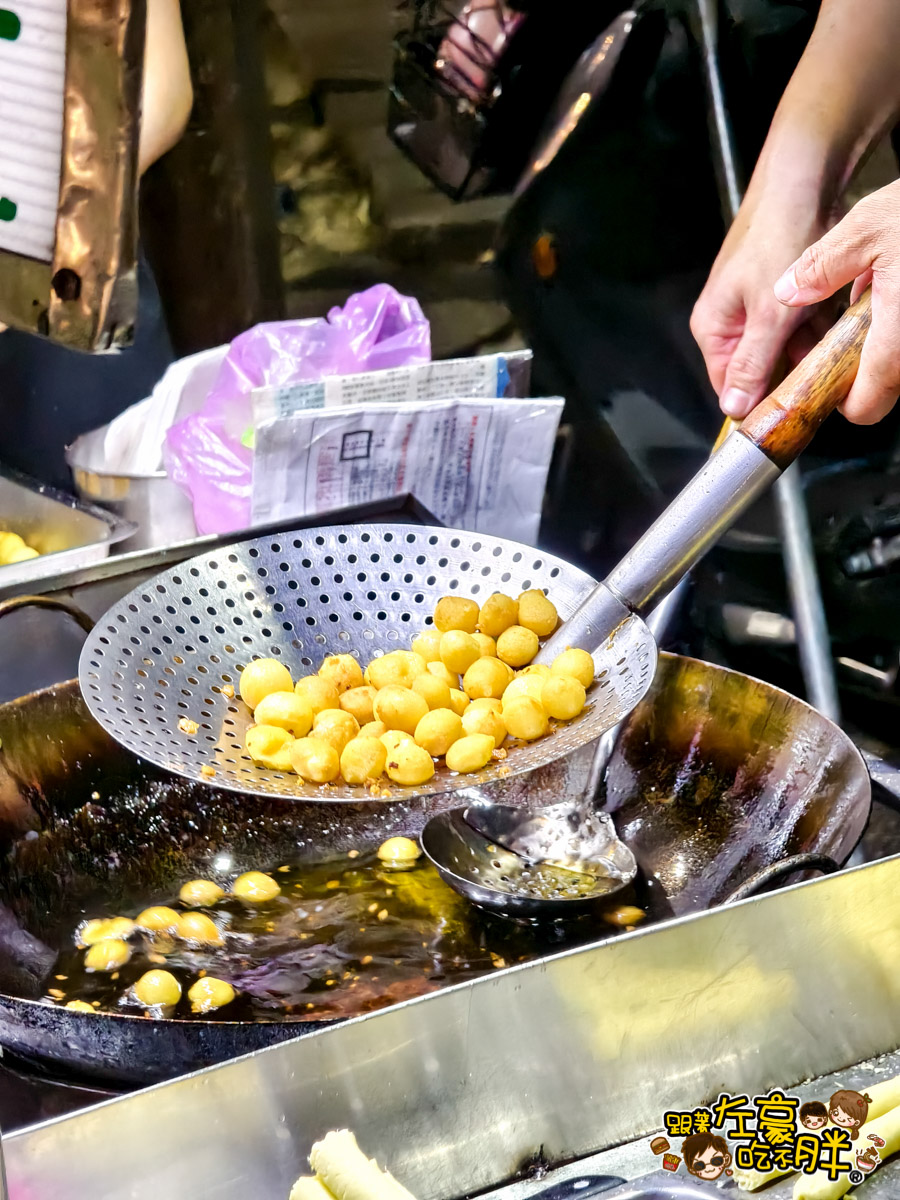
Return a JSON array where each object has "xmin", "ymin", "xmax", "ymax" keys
[
  {"xmin": 412, "ymin": 673, "xmax": 452, "ymax": 711},
  {"xmin": 381, "ymin": 729, "xmax": 414, "ymax": 756},
  {"xmin": 440, "ymin": 630, "xmax": 481, "ymax": 675},
  {"xmin": 448, "ymin": 688, "xmax": 470, "ymax": 716},
  {"xmin": 376, "ymin": 836, "xmax": 422, "ymax": 865},
  {"xmin": 233, "ymin": 871, "xmax": 281, "ymax": 903},
  {"xmin": 365, "ymin": 651, "xmax": 426, "ymax": 691},
  {"xmin": 462, "ymin": 705, "xmax": 507, "ymax": 748},
  {"xmin": 65, "ymin": 1000, "xmax": 94, "ymax": 1012},
  {"xmin": 318, "ymin": 653, "xmax": 364, "ymax": 694},
  {"xmin": 245, "ymin": 724, "xmax": 294, "ymax": 772},
  {"xmin": 517, "ymin": 589, "xmax": 559, "ymax": 637},
  {"xmin": 290, "ymin": 736, "xmax": 341, "ymax": 783},
  {"xmin": 373, "ymin": 686, "xmax": 428, "ymax": 735},
  {"xmin": 359, "ymin": 720, "xmax": 388, "ymax": 739},
  {"xmin": 463, "ymin": 657, "xmax": 513, "ymax": 700},
  {"xmin": 0, "ymin": 532, "xmax": 26, "ymax": 560},
  {"xmin": 312, "ymin": 708, "xmax": 360, "ymax": 755},
  {"xmin": 411, "ymin": 629, "xmax": 442, "ymax": 663},
  {"xmin": 414, "ymin": 709, "xmax": 463, "ymax": 757},
  {"xmin": 541, "ymin": 675, "xmax": 586, "ymax": 721},
  {"xmin": 339, "ymin": 685, "xmax": 377, "ymax": 727},
  {"xmin": 470, "ymin": 697, "xmax": 502, "ymax": 712},
  {"xmin": 178, "ymin": 879, "xmax": 225, "ymax": 908},
  {"xmin": 294, "ymin": 675, "xmax": 341, "ymax": 716},
  {"xmin": 6, "ymin": 544, "xmax": 38, "ymax": 564},
  {"xmin": 176, "ymin": 912, "xmax": 223, "ymax": 946},
  {"xmin": 427, "ymin": 661, "xmax": 459, "ymax": 689},
  {"xmin": 477, "ymin": 592, "xmax": 519, "ymax": 638},
  {"xmin": 84, "ymin": 938, "xmax": 132, "ymax": 972},
  {"xmin": 253, "ymin": 691, "xmax": 313, "ymax": 737},
  {"xmin": 445, "ymin": 733, "xmax": 495, "ymax": 774},
  {"xmin": 503, "ymin": 697, "xmax": 550, "ymax": 742},
  {"xmin": 501, "ymin": 673, "xmax": 546, "ymax": 708},
  {"xmin": 134, "ymin": 969, "xmax": 181, "ymax": 1007},
  {"xmin": 519, "ymin": 663, "xmax": 551, "ymax": 679},
  {"xmin": 472, "ymin": 632, "xmax": 497, "ymax": 658},
  {"xmin": 239, "ymin": 657, "xmax": 294, "ymax": 710},
  {"xmin": 79, "ymin": 916, "xmax": 134, "ymax": 946},
  {"xmin": 550, "ymin": 648, "xmax": 595, "ymax": 689},
  {"xmin": 188, "ymin": 976, "xmax": 235, "ymax": 1014},
  {"xmin": 340, "ymin": 737, "xmax": 387, "ymax": 785},
  {"xmin": 384, "ymin": 741, "xmax": 435, "ymax": 787},
  {"xmin": 496, "ymin": 625, "xmax": 540, "ymax": 668},
  {"xmin": 136, "ymin": 906, "xmax": 180, "ymax": 934},
  {"xmin": 433, "ymin": 596, "xmax": 479, "ymax": 634}
]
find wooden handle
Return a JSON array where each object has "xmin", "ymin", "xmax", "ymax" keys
[{"xmin": 740, "ymin": 288, "xmax": 872, "ymax": 468}]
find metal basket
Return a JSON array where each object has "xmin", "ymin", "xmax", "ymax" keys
[{"xmin": 78, "ymin": 524, "xmax": 655, "ymax": 803}]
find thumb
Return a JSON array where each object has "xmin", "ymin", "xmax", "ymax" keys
[
  {"xmin": 774, "ymin": 206, "xmax": 875, "ymax": 307},
  {"xmin": 719, "ymin": 320, "xmax": 786, "ymax": 418}
]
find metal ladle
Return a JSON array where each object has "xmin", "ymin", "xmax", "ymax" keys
[{"xmin": 421, "ymin": 803, "xmax": 638, "ymax": 919}]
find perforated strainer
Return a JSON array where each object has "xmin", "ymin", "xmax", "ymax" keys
[{"xmin": 78, "ymin": 524, "xmax": 656, "ymax": 803}]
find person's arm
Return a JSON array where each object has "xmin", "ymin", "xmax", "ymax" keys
[
  {"xmin": 690, "ymin": 0, "xmax": 900, "ymax": 420},
  {"xmin": 139, "ymin": 0, "xmax": 193, "ymax": 176}
]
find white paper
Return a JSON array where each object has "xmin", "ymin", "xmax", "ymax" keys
[
  {"xmin": 252, "ymin": 350, "xmax": 533, "ymax": 421},
  {"xmin": 251, "ymin": 395, "xmax": 563, "ymax": 544},
  {"xmin": 0, "ymin": 0, "xmax": 66, "ymax": 262}
]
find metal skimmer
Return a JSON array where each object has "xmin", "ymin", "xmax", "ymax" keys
[{"xmin": 78, "ymin": 524, "xmax": 656, "ymax": 802}]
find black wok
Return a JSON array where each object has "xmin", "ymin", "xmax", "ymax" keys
[{"xmin": 0, "ymin": 611, "xmax": 872, "ymax": 1085}]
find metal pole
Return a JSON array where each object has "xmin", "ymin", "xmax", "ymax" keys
[{"xmin": 692, "ymin": 0, "xmax": 841, "ymax": 722}]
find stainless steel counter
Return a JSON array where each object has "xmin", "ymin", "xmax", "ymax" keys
[{"xmin": 5, "ymin": 851, "xmax": 900, "ymax": 1200}]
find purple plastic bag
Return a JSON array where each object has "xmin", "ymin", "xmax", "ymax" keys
[{"xmin": 164, "ymin": 285, "xmax": 430, "ymax": 535}]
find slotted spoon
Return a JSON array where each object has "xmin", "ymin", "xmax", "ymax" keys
[{"xmin": 79, "ymin": 289, "xmax": 871, "ymax": 803}]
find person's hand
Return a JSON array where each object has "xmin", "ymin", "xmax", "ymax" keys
[
  {"xmin": 690, "ymin": 188, "xmax": 841, "ymax": 419},
  {"xmin": 772, "ymin": 179, "xmax": 900, "ymax": 424}
]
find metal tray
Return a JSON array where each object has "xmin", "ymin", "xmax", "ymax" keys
[{"xmin": 0, "ymin": 467, "xmax": 133, "ymax": 589}]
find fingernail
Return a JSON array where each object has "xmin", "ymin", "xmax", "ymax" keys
[
  {"xmin": 721, "ymin": 387, "xmax": 752, "ymax": 418},
  {"xmin": 774, "ymin": 268, "xmax": 799, "ymax": 304}
]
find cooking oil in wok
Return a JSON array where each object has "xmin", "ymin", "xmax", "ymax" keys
[{"xmin": 45, "ymin": 850, "xmax": 629, "ymax": 1023}]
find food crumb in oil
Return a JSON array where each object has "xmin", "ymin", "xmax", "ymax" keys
[
  {"xmin": 377, "ymin": 909, "xmax": 388, "ymax": 921},
  {"xmin": 54, "ymin": 974, "xmax": 67, "ymax": 981},
  {"xmin": 201, "ymin": 764, "xmax": 216, "ymax": 779},
  {"xmin": 48, "ymin": 988, "xmax": 64, "ymax": 999},
  {"xmin": 178, "ymin": 717, "xmax": 199, "ymax": 736},
  {"xmin": 325, "ymin": 880, "xmax": 340, "ymax": 889},
  {"xmin": 347, "ymin": 849, "xmax": 360, "ymax": 859},
  {"xmin": 367, "ymin": 903, "xmax": 378, "ymax": 914},
  {"xmin": 222, "ymin": 684, "xmax": 234, "ymax": 698},
  {"xmin": 277, "ymin": 865, "xmax": 290, "ymax": 872}
]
